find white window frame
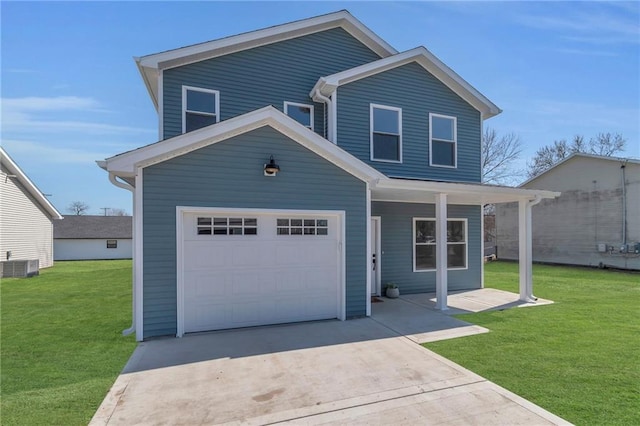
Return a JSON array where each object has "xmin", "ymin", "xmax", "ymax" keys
[
  {"xmin": 412, "ymin": 217, "xmax": 468, "ymax": 272},
  {"xmin": 429, "ymin": 113, "xmax": 457, "ymax": 168},
  {"xmin": 370, "ymin": 104, "xmax": 402, "ymax": 163},
  {"xmin": 276, "ymin": 217, "xmax": 329, "ymax": 236},
  {"xmin": 195, "ymin": 216, "xmax": 257, "ymax": 236},
  {"xmin": 182, "ymin": 85, "xmax": 220, "ymax": 133},
  {"xmin": 284, "ymin": 101, "xmax": 314, "ymax": 130}
]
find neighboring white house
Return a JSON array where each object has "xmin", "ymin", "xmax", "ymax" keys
[
  {"xmin": 54, "ymin": 215, "xmax": 132, "ymax": 260},
  {"xmin": 0, "ymin": 147, "xmax": 63, "ymax": 277},
  {"xmin": 496, "ymin": 153, "xmax": 640, "ymax": 270}
]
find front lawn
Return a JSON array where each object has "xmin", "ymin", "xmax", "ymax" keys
[
  {"xmin": 425, "ymin": 262, "xmax": 639, "ymax": 425},
  {"xmin": 1, "ymin": 260, "xmax": 136, "ymax": 426}
]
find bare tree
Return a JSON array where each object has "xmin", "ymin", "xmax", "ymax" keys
[
  {"xmin": 109, "ymin": 208, "xmax": 129, "ymax": 216},
  {"xmin": 527, "ymin": 133, "xmax": 626, "ymax": 178},
  {"xmin": 67, "ymin": 201, "xmax": 90, "ymax": 215},
  {"xmin": 482, "ymin": 128, "xmax": 523, "ymax": 185}
]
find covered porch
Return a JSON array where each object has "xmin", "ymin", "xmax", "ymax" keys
[
  {"xmin": 371, "ymin": 288, "xmax": 554, "ymax": 344},
  {"xmin": 366, "ymin": 178, "xmax": 560, "ymax": 315}
]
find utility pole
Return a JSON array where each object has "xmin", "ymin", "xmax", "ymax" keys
[{"xmin": 100, "ymin": 207, "xmax": 109, "ymax": 216}]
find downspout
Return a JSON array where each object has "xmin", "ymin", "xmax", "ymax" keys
[
  {"xmin": 109, "ymin": 172, "xmax": 136, "ymax": 336},
  {"xmin": 620, "ymin": 161, "xmax": 627, "ymax": 247},
  {"xmin": 312, "ymin": 88, "xmax": 333, "ymax": 143}
]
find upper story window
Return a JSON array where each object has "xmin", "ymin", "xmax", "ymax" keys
[
  {"xmin": 182, "ymin": 86, "xmax": 220, "ymax": 133},
  {"xmin": 429, "ymin": 113, "xmax": 457, "ymax": 168},
  {"xmin": 370, "ymin": 104, "xmax": 402, "ymax": 163},
  {"xmin": 284, "ymin": 102, "xmax": 314, "ymax": 130}
]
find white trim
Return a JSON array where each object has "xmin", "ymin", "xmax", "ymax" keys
[
  {"xmin": 435, "ymin": 193, "xmax": 448, "ymax": 310},
  {"xmin": 314, "ymin": 46, "xmax": 502, "ymax": 120},
  {"xmin": 480, "ymin": 206, "xmax": 485, "ymax": 288},
  {"xmin": 429, "ymin": 113, "xmax": 457, "ymax": 168},
  {"xmin": 0, "ymin": 147, "xmax": 63, "ymax": 219},
  {"xmin": 134, "ymin": 169, "xmax": 144, "ymax": 341},
  {"xmin": 370, "ymin": 104, "xmax": 402, "ymax": 163},
  {"xmin": 366, "ymin": 184, "xmax": 372, "ymax": 316},
  {"xmin": 136, "ymin": 11, "xmax": 397, "ymax": 109},
  {"xmin": 105, "ymin": 106, "xmax": 387, "ymax": 184},
  {"xmin": 175, "ymin": 206, "xmax": 346, "ymax": 337},
  {"xmin": 158, "ymin": 70, "xmax": 164, "ymax": 139},
  {"xmin": 371, "ymin": 215, "xmax": 382, "ymax": 297},
  {"xmin": 181, "ymin": 85, "xmax": 220, "ymax": 134},
  {"xmin": 331, "ymin": 91, "xmax": 338, "ymax": 144},
  {"xmin": 412, "ymin": 217, "xmax": 468, "ymax": 272},
  {"xmin": 284, "ymin": 101, "xmax": 314, "ymax": 131}
]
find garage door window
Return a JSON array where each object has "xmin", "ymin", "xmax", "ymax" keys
[
  {"xmin": 277, "ymin": 218, "xmax": 328, "ymax": 235},
  {"xmin": 197, "ymin": 217, "xmax": 257, "ymax": 235}
]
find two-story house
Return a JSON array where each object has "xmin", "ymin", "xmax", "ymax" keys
[{"xmin": 100, "ymin": 11, "xmax": 558, "ymax": 341}]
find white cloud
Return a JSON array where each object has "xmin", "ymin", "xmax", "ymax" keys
[
  {"xmin": 1, "ymin": 139, "xmax": 110, "ymax": 165},
  {"xmin": 2, "ymin": 96, "xmax": 101, "ymax": 111},
  {"xmin": 1, "ymin": 96, "xmax": 154, "ymax": 135},
  {"xmin": 516, "ymin": 5, "xmax": 640, "ymax": 45}
]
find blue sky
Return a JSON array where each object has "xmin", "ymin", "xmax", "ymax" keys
[{"xmin": 2, "ymin": 1, "xmax": 638, "ymax": 215}]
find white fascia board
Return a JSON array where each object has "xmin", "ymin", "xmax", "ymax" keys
[
  {"xmin": 315, "ymin": 47, "xmax": 502, "ymax": 120},
  {"xmin": 137, "ymin": 11, "xmax": 397, "ymax": 109},
  {"xmin": 139, "ymin": 11, "xmax": 396, "ymax": 69},
  {"xmin": 0, "ymin": 147, "xmax": 63, "ymax": 219},
  {"xmin": 374, "ymin": 178, "xmax": 560, "ymax": 202},
  {"xmin": 104, "ymin": 106, "xmax": 385, "ymax": 184},
  {"xmin": 135, "ymin": 58, "xmax": 159, "ymax": 111}
]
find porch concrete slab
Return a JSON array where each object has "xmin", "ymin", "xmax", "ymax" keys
[
  {"xmin": 91, "ymin": 319, "xmax": 570, "ymax": 426},
  {"xmin": 370, "ymin": 297, "xmax": 490, "ymax": 343},
  {"xmin": 401, "ymin": 288, "xmax": 554, "ymax": 315}
]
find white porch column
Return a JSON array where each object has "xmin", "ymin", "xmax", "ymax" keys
[
  {"xmin": 518, "ymin": 199, "xmax": 534, "ymax": 302},
  {"xmin": 435, "ymin": 193, "xmax": 448, "ymax": 310}
]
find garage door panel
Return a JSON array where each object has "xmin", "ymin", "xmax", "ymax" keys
[
  {"xmin": 185, "ymin": 243, "xmax": 230, "ymax": 269},
  {"xmin": 304, "ymin": 267, "xmax": 337, "ymax": 291},
  {"xmin": 231, "ymin": 271, "xmax": 261, "ymax": 295},
  {"xmin": 183, "ymin": 211, "xmax": 340, "ymax": 333}
]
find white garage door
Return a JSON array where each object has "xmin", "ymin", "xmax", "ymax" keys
[{"xmin": 182, "ymin": 211, "xmax": 341, "ymax": 333}]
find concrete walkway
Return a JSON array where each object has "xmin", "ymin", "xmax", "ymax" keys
[
  {"xmin": 91, "ymin": 299, "xmax": 569, "ymax": 425},
  {"xmin": 371, "ymin": 288, "xmax": 554, "ymax": 343}
]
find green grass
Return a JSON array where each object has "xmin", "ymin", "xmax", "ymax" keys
[
  {"xmin": 425, "ymin": 261, "xmax": 640, "ymax": 425},
  {"xmin": 1, "ymin": 260, "xmax": 137, "ymax": 425}
]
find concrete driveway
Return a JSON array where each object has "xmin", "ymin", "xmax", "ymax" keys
[{"xmin": 91, "ymin": 317, "xmax": 570, "ymax": 425}]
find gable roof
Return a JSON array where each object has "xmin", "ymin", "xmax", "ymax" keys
[
  {"xmin": 102, "ymin": 105, "xmax": 387, "ymax": 183},
  {"xmin": 136, "ymin": 10, "xmax": 398, "ymax": 109},
  {"xmin": 101, "ymin": 106, "xmax": 558, "ymax": 204},
  {"xmin": 54, "ymin": 215, "xmax": 132, "ymax": 239},
  {"xmin": 311, "ymin": 47, "xmax": 501, "ymax": 120},
  {"xmin": 0, "ymin": 147, "xmax": 63, "ymax": 220},
  {"xmin": 520, "ymin": 152, "xmax": 640, "ymax": 187}
]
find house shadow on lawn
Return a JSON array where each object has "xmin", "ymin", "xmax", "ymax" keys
[{"xmin": 123, "ymin": 289, "xmax": 552, "ymax": 373}]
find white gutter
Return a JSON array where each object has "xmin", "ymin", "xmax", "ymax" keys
[
  {"xmin": 311, "ymin": 86, "xmax": 334, "ymax": 143},
  {"xmin": 108, "ymin": 172, "xmax": 137, "ymax": 337}
]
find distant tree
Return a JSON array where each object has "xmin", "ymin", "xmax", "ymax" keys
[
  {"xmin": 481, "ymin": 128, "xmax": 523, "ymax": 185},
  {"xmin": 109, "ymin": 208, "xmax": 129, "ymax": 216},
  {"xmin": 527, "ymin": 133, "xmax": 626, "ymax": 178},
  {"xmin": 67, "ymin": 201, "xmax": 90, "ymax": 215}
]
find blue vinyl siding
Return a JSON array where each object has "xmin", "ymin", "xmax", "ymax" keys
[
  {"xmin": 337, "ymin": 62, "xmax": 482, "ymax": 182},
  {"xmin": 142, "ymin": 126, "xmax": 367, "ymax": 338},
  {"xmin": 372, "ymin": 201, "xmax": 482, "ymax": 293},
  {"xmin": 163, "ymin": 28, "xmax": 381, "ymax": 140}
]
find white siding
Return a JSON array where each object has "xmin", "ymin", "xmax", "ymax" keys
[
  {"xmin": 54, "ymin": 239, "xmax": 133, "ymax": 260},
  {"xmin": 0, "ymin": 164, "xmax": 55, "ymax": 268},
  {"xmin": 496, "ymin": 157, "xmax": 640, "ymax": 270}
]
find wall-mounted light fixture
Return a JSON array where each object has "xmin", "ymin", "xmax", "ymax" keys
[{"xmin": 264, "ymin": 155, "xmax": 280, "ymax": 176}]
